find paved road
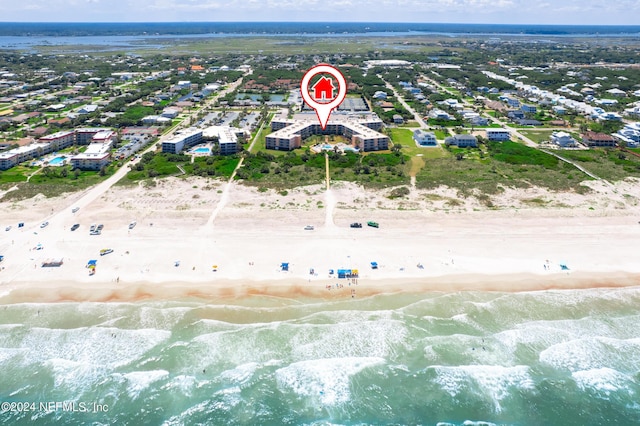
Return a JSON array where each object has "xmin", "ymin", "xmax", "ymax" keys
[
  {"xmin": 31, "ymin": 75, "xmax": 248, "ymax": 232},
  {"xmin": 380, "ymin": 75, "xmax": 429, "ymax": 129}
]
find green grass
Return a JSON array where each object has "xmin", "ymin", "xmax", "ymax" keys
[
  {"xmin": 416, "ymin": 141, "xmax": 589, "ymax": 195},
  {"xmin": 556, "ymin": 148, "xmax": 640, "ymax": 181},
  {"xmin": 519, "ymin": 130, "xmax": 554, "ymax": 144},
  {"xmin": 1, "ymin": 166, "xmax": 114, "ymax": 201},
  {"xmin": 389, "ymin": 128, "xmax": 415, "ymax": 146}
]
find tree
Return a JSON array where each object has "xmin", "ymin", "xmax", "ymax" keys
[{"xmin": 99, "ymin": 165, "xmax": 107, "ymax": 176}]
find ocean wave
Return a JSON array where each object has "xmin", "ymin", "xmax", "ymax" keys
[
  {"xmin": 572, "ymin": 368, "xmax": 636, "ymax": 399},
  {"xmin": 275, "ymin": 357, "xmax": 385, "ymax": 406},
  {"xmin": 430, "ymin": 364, "xmax": 535, "ymax": 413},
  {"xmin": 539, "ymin": 336, "xmax": 640, "ymax": 373}
]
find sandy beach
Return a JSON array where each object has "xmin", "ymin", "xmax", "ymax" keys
[{"xmin": 1, "ymin": 176, "xmax": 640, "ymax": 303}]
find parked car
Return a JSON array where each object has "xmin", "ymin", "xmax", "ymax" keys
[
  {"xmin": 40, "ymin": 221, "xmax": 49, "ymax": 228},
  {"xmin": 99, "ymin": 248, "xmax": 113, "ymax": 256},
  {"xmin": 5, "ymin": 226, "xmax": 11, "ymax": 231},
  {"xmin": 129, "ymin": 221, "xmax": 137, "ymax": 230},
  {"xmin": 304, "ymin": 225, "xmax": 314, "ymax": 230},
  {"xmin": 72, "ymin": 207, "xmax": 79, "ymax": 213},
  {"xmin": 90, "ymin": 230, "xmax": 101, "ymax": 236},
  {"xmin": 367, "ymin": 221, "xmax": 379, "ymax": 228},
  {"xmin": 97, "ymin": 224, "xmax": 104, "ymax": 231},
  {"xmin": 71, "ymin": 224, "xmax": 80, "ymax": 231},
  {"xmin": 350, "ymin": 223, "xmax": 362, "ymax": 228},
  {"xmin": 90, "ymin": 224, "xmax": 96, "ymax": 232}
]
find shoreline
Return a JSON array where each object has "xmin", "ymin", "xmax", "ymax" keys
[{"xmin": 2, "ymin": 271, "xmax": 639, "ymax": 304}]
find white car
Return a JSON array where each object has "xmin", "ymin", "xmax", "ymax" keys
[
  {"xmin": 5, "ymin": 226, "xmax": 11, "ymax": 231},
  {"xmin": 72, "ymin": 207, "xmax": 79, "ymax": 213},
  {"xmin": 304, "ymin": 225, "xmax": 314, "ymax": 230},
  {"xmin": 40, "ymin": 222, "xmax": 49, "ymax": 228}
]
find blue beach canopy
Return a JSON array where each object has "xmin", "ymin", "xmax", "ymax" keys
[{"xmin": 87, "ymin": 259, "xmax": 97, "ymax": 266}]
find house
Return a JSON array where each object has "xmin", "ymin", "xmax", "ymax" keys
[
  {"xmin": 598, "ymin": 112, "xmax": 622, "ymax": 121},
  {"xmin": 161, "ymin": 108, "xmax": 180, "ymax": 119},
  {"xmin": 372, "ymin": 91, "xmax": 387, "ymax": 100},
  {"xmin": 552, "ymin": 106, "xmax": 567, "ymax": 115},
  {"xmin": 393, "ymin": 114, "xmax": 404, "ymax": 124},
  {"xmin": 501, "ymin": 96, "xmax": 520, "ymax": 108},
  {"xmin": 582, "ymin": 131, "xmax": 616, "ymax": 147},
  {"xmin": 581, "ymin": 87, "xmax": 596, "ymax": 96},
  {"xmin": 77, "ymin": 104, "xmax": 98, "ymax": 114},
  {"xmin": 445, "ymin": 134, "xmax": 478, "ymax": 148},
  {"xmin": 507, "ymin": 110, "xmax": 525, "ymax": 120},
  {"xmin": 486, "ymin": 128, "xmax": 511, "ymax": 141},
  {"xmin": 606, "ymin": 88, "xmax": 626, "ymax": 97},
  {"xmin": 550, "ymin": 131, "xmax": 579, "ymax": 148},
  {"xmin": 429, "ymin": 109, "xmax": 454, "ymax": 121},
  {"xmin": 413, "ymin": 129, "xmax": 437, "ymax": 146},
  {"xmin": 521, "ymin": 104, "xmax": 537, "ymax": 114},
  {"xmin": 615, "ymin": 123, "xmax": 640, "ymax": 147}
]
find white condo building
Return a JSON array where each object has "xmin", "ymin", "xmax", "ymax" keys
[{"xmin": 266, "ymin": 112, "xmax": 389, "ymax": 152}]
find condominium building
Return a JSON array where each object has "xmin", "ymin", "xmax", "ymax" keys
[
  {"xmin": 161, "ymin": 129, "xmax": 203, "ymax": 154},
  {"xmin": 266, "ymin": 112, "xmax": 389, "ymax": 152},
  {"xmin": 70, "ymin": 143, "xmax": 111, "ymax": 170}
]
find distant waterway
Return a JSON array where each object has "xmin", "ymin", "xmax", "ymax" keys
[{"xmin": 1, "ymin": 22, "xmax": 640, "ymax": 52}]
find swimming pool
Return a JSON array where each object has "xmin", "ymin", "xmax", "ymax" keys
[
  {"xmin": 322, "ymin": 144, "xmax": 333, "ymax": 150},
  {"xmin": 48, "ymin": 156, "xmax": 65, "ymax": 165},
  {"xmin": 192, "ymin": 147, "xmax": 211, "ymax": 154}
]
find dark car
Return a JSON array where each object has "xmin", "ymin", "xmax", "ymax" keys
[
  {"xmin": 71, "ymin": 224, "xmax": 80, "ymax": 231},
  {"xmin": 350, "ymin": 223, "xmax": 362, "ymax": 228}
]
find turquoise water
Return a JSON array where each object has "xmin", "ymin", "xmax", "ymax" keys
[
  {"xmin": 192, "ymin": 147, "xmax": 210, "ymax": 154},
  {"xmin": 1, "ymin": 287, "xmax": 640, "ymax": 425},
  {"xmin": 48, "ymin": 156, "xmax": 65, "ymax": 165}
]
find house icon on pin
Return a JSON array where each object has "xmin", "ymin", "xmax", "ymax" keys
[{"xmin": 312, "ymin": 76, "xmax": 335, "ymax": 101}]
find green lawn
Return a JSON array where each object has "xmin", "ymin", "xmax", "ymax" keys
[
  {"xmin": 389, "ymin": 128, "xmax": 415, "ymax": 146},
  {"xmin": 519, "ymin": 130, "xmax": 554, "ymax": 144}
]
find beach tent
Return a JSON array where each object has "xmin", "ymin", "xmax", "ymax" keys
[
  {"xmin": 337, "ymin": 269, "xmax": 352, "ymax": 279},
  {"xmin": 371, "ymin": 262, "xmax": 378, "ymax": 270},
  {"xmin": 281, "ymin": 262, "xmax": 289, "ymax": 271},
  {"xmin": 560, "ymin": 264, "xmax": 570, "ymax": 270}
]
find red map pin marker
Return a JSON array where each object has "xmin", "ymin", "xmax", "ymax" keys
[{"xmin": 300, "ymin": 64, "xmax": 347, "ymax": 130}]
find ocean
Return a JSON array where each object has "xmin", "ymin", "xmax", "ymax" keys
[{"xmin": 1, "ymin": 286, "xmax": 639, "ymax": 425}]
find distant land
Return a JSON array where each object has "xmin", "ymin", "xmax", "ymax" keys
[{"xmin": 1, "ymin": 22, "xmax": 640, "ymax": 37}]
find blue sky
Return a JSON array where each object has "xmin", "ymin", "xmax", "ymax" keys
[{"xmin": 0, "ymin": 0, "xmax": 638, "ymax": 25}]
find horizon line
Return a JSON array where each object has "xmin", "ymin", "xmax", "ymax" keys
[{"xmin": 1, "ymin": 21, "xmax": 640, "ymax": 27}]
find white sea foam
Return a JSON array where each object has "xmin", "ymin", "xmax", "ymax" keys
[
  {"xmin": 44, "ymin": 357, "xmax": 109, "ymax": 393},
  {"xmin": 572, "ymin": 368, "xmax": 635, "ymax": 398},
  {"xmin": 20, "ymin": 327, "xmax": 170, "ymax": 368},
  {"xmin": 0, "ymin": 347, "xmax": 25, "ymax": 364},
  {"xmin": 122, "ymin": 370, "xmax": 170, "ymax": 399},
  {"xmin": 539, "ymin": 337, "xmax": 640, "ymax": 373},
  {"xmin": 432, "ymin": 365, "xmax": 535, "ymax": 413},
  {"xmin": 289, "ymin": 319, "xmax": 408, "ymax": 360},
  {"xmin": 218, "ymin": 362, "xmax": 259, "ymax": 387},
  {"xmin": 161, "ymin": 374, "xmax": 197, "ymax": 397},
  {"xmin": 275, "ymin": 357, "xmax": 385, "ymax": 406}
]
